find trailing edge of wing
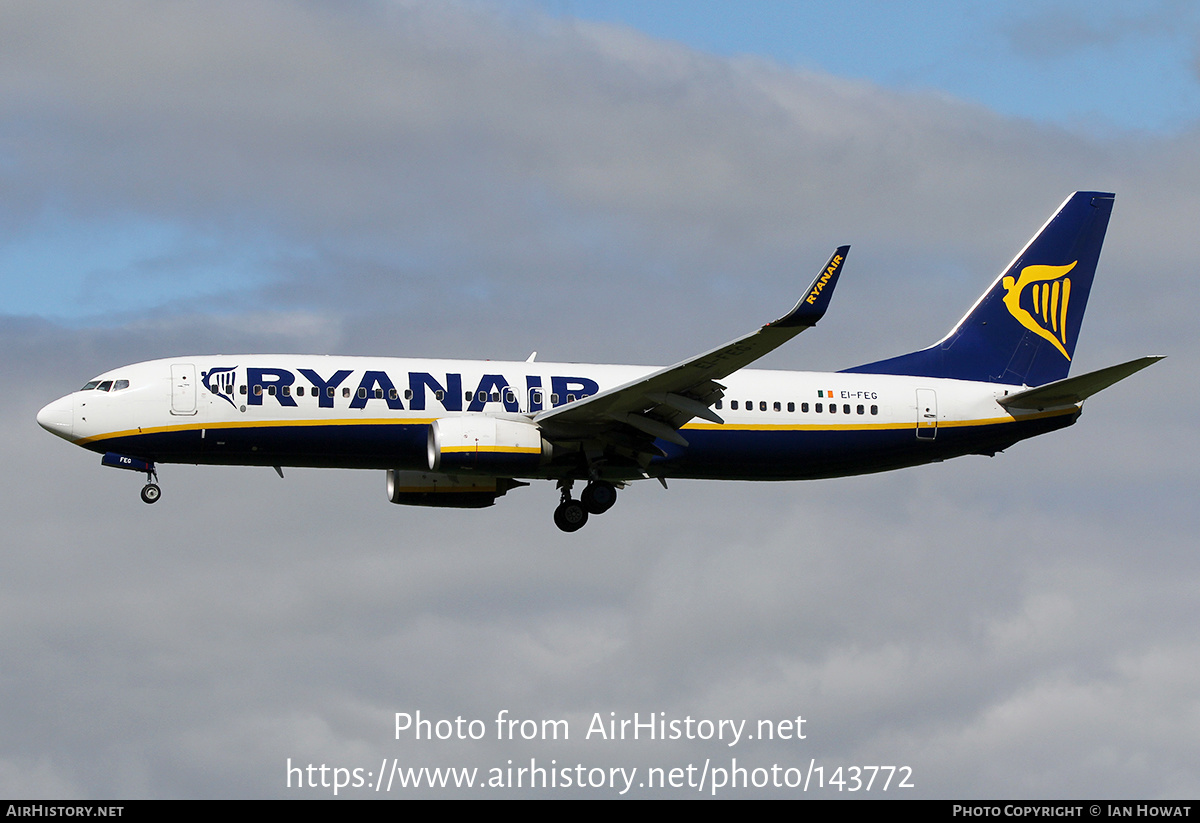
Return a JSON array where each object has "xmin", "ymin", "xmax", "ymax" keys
[
  {"xmin": 534, "ymin": 246, "xmax": 849, "ymax": 436},
  {"xmin": 998, "ymin": 356, "xmax": 1163, "ymax": 410}
]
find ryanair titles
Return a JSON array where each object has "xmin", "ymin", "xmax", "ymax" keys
[
  {"xmin": 805, "ymin": 254, "xmax": 844, "ymax": 305},
  {"xmin": 201, "ymin": 365, "xmax": 600, "ymax": 414}
]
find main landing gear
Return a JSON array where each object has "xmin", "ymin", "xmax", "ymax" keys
[{"xmin": 553, "ymin": 479, "xmax": 618, "ymax": 532}]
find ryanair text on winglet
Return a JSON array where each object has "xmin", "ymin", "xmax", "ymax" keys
[{"xmin": 805, "ymin": 255, "xmax": 843, "ymax": 305}]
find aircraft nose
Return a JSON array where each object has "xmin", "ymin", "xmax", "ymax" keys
[{"xmin": 37, "ymin": 395, "xmax": 74, "ymax": 440}]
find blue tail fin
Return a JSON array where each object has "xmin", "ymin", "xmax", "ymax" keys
[{"xmin": 843, "ymin": 192, "xmax": 1115, "ymax": 386}]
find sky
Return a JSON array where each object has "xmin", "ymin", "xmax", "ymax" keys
[{"xmin": 1, "ymin": 0, "xmax": 1197, "ymax": 799}]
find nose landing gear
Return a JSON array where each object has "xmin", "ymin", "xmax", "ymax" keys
[
  {"xmin": 140, "ymin": 463, "xmax": 161, "ymax": 504},
  {"xmin": 140, "ymin": 481, "xmax": 161, "ymax": 504},
  {"xmin": 100, "ymin": 452, "xmax": 161, "ymax": 505}
]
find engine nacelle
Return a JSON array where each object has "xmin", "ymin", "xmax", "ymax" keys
[
  {"xmin": 386, "ymin": 470, "xmax": 525, "ymax": 508},
  {"xmin": 427, "ymin": 415, "xmax": 551, "ymax": 473}
]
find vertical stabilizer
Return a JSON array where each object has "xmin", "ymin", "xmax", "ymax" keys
[{"xmin": 843, "ymin": 192, "xmax": 1114, "ymax": 386}]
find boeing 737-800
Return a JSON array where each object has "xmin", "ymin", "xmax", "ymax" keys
[{"xmin": 37, "ymin": 192, "xmax": 1160, "ymax": 531}]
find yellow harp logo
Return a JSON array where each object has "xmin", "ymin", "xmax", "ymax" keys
[{"xmin": 1002, "ymin": 261, "xmax": 1077, "ymax": 361}]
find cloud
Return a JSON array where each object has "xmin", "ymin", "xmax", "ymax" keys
[{"xmin": 1003, "ymin": 1, "xmax": 1186, "ymax": 59}]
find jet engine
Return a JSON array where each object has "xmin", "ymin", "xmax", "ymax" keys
[
  {"xmin": 427, "ymin": 415, "xmax": 551, "ymax": 473},
  {"xmin": 386, "ymin": 470, "xmax": 527, "ymax": 508}
]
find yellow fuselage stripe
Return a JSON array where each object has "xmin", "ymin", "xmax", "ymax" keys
[
  {"xmin": 73, "ymin": 406, "xmax": 1076, "ymax": 446},
  {"xmin": 75, "ymin": 416, "xmax": 440, "ymax": 445}
]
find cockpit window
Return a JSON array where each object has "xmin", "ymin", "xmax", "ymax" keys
[{"xmin": 80, "ymin": 379, "xmax": 129, "ymax": 391}]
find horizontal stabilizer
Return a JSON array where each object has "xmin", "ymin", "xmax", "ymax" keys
[{"xmin": 998, "ymin": 356, "xmax": 1163, "ymax": 410}]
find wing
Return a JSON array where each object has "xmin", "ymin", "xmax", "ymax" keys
[{"xmin": 535, "ymin": 246, "xmax": 849, "ymax": 448}]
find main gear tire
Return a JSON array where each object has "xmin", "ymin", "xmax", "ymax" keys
[
  {"xmin": 553, "ymin": 500, "xmax": 588, "ymax": 532},
  {"xmin": 581, "ymin": 481, "xmax": 617, "ymax": 514}
]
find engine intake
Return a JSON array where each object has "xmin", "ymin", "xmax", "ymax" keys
[{"xmin": 427, "ymin": 415, "xmax": 550, "ymax": 473}]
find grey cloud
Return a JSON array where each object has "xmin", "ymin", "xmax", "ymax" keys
[{"xmin": 1003, "ymin": 0, "xmax": 1188, "ymax": 58}]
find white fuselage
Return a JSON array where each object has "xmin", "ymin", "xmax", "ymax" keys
[{"xmin": 37, "ymin": 355, "xmax": 1076, "ymax": 482}]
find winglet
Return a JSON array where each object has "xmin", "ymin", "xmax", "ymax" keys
[
  {"xmin": 771, "ymin": 245, "xmax": 850, "ymax": 328},
  {"xmin": 535, "ymin": 246, "xmax": 852, "ymax": 434}
]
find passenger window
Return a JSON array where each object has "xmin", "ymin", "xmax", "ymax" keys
[
  {"xmin": 389, "ymin": 388, "xmax": 398, "ymax": 400},
  {"xmin": 491, "ymin": 392, "xmax": 500, "ymax": 402},
  {"xmin": 327, "ymin": 387, "xmax": 335, "ymax": 397},
  {"xmin": 342, "ymin": 387, "xmax": 351, "ymax": 398},
  {"xmin": 254, "ymin": 385, "xmax": 262, "ymax": 396},
  {"xmin": 531, "ymin": 390, "xmax": 542, "ymax": 404},
  {"xmin": 268, "ymin": 386, "xmax": 277, "ymax": 396},
  {"xmin": 830, "ymin": 403, "xmax": 837, "ymax": 413},
  {"xmin": 434, "ymin": 390, "xmax": 445, "ymax": 401},
  {"xmin": 504, "ymin": 390, "xmax": 515, "ymax": 403},
  {"xmin": 240, "ymin": 385, "xmax": 248, "ymax": 395},
  {"xmin": 714, "ymin": 400, "xmax": 722, "ymax": 410},
  {"xmin": 466, "ymin": 391, "xmax": 473, "ymax": 402},
  {"xmin": 787, "ymin": 402, "xmax": 795, "ymax": 412},
  {"xmin": 477, "ymin": 391, "xmax": 487, "ymax": 402},
  {"xmin": 731, "ymin": 401, "xmax": 739, "ymax": 410},
  {"xmin": 801, "ymin": 402, "xmax": 809, "ymax": 413},
  {"xmin": 358, "ymin": 388, "xmax": 367, "ymax": 399},
  {"xmin": 404, "ymin": 389, "xmax": 413, "ymax": 400},
  {"xmin": 551, "ymin": 394, "xmax": 560, "ymax": 405},
  {"xmin": 857, "ymin": 405, "xmax": 864, "ymax": 415},
  {"xmin": 843, "ymin": 404, "xmax": 850, "ymax": 414},
  {"xmin": 871, "ymin": 405, "xmax": 879, "ymax": 415},
  {"xmin": 296, "ymin": 386, "xmax": 304, "ymax": 397},
  {"xmin": 567, "ymin": 394, "xmax": 576, "ymax": 402},
  {"xmin": 815, "ymin": 403, "xmax": 822, "ymax": 412},
  {"xmin": 282, "ymin": 386, "xmax": 290, "ymax": 396},
  {"xmin": 773, "ymin": 401, "xmax": 781, "ymax": 412},
  {"xmin": 745, "ymin": 400, "xmax": 751, "ymax": 410}
]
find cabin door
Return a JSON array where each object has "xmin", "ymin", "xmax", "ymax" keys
[
  {"xmin": 915, "ymin": 388, "xmax": 937, "ymax": 440},
  {"xmin": 171, "ymin": 363, "xmax": 198, "ymax": 416}
]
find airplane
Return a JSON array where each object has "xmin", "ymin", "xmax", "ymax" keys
[{"xmin": 37, "ymin": 191, "xmax": 1161, "ymax": 532}]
